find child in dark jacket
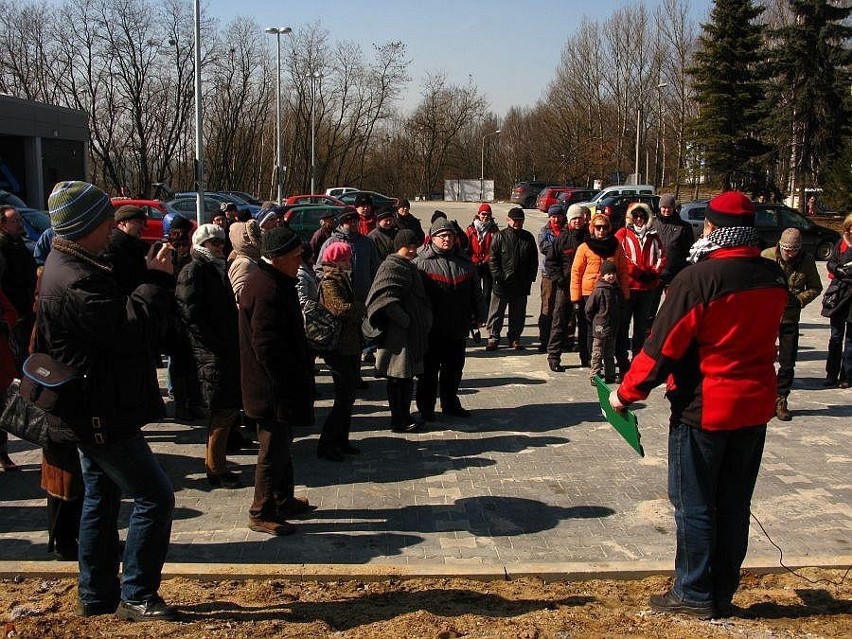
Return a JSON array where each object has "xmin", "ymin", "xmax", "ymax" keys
[{"xmin": 585, "ymin": 260, "xmax": 623, "ymax": 384}]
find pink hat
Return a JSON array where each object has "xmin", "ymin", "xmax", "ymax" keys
[{"xmin": 322, "ymin": 241, "xmax": 353, "ymax": 265}]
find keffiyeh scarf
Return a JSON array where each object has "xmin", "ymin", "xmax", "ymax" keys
[{"xmin": 688, "ymin": 226, "xmax": 761, "ymax": 263}]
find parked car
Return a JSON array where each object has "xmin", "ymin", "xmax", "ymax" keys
[
  {"xmin": 285, "ymin": 194, "xmax": 344, "ymax": 207},
  {"xmin": 282, "ymin": 204, "xmax": 342, "ymax": 242},
  {"xmin": 583, "ymin": 184, "xmax": 656, "ymax": 208},
  {"xmin": 510, "ymin": 181, "xmax": 550, "ymax": 208},
  {"xmin": 325, "ymin": 187, "xmax": 359, "ymax": 198},
  {"xmin": 337, "ymin": 190, "xmax": 396, "ymax": 209},
  {"xmin": 173, "ymin": 191, "xmax": 261, "ymax": 217},
  {"xmin": 537, "ymin": 187, "xmax": 571, "ymax": 212},
  {"xmin": 110, "ymin": 197, "xmax": 198, "ymax": 243},
  {"xmin": 556, "ymin": 188, "xmax": 600, "ymax": 209},
  {"xmin": 164, "ymin": 196, "xmax": 223, "ymax": 224},
  {"xmin": 595, "ymin": 194, "xmax": 660, "ymax": 230},
  {"xmin": 220, "ymin": 191, "xmax": 262, "ymax": 206},
  {"xmin": 679, "ymin": 200, "xmax": 841, "ymax": 259}
]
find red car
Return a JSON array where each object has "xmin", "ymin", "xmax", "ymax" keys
[
  {"xmin": 536, "ymin": 187, "xmax": 598, "ymax": 212},
  {"xmin": 284, "ymin": 194, "xmax": 344, "ymax": 207},
  {"xmin": 109, "ymin": 198, "xmax": 196, "ymax": 244}
]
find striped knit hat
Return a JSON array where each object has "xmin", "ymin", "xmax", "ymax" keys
[{"xmin": 48, "ymin": 181, "xmax": 114, "ymax": 240}]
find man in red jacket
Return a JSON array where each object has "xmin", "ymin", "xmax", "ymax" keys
[{"xmin": 610, "ymin": 191, "xmax": 787, "ymax": 619}]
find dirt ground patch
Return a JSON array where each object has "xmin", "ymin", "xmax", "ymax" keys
[{"xmin": 1, "ymin": 568, "xmax": 849, "ymax": 638}]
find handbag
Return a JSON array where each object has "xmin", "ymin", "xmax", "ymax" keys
[
  {"xmin": 303, "ymin": 289, "xmax": 341, "ymax": 353},
  {"xmin": 821, "ymin": 281, "xmax": 848, "ymax": 318},
  {"xmin": 0, "ymin": 354, "xmax": 87, "ymax": 447}
]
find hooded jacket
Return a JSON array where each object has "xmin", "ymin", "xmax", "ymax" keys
[{"xmin": 317, "ymin": 227, "xmax": 380, "ymax": 303}]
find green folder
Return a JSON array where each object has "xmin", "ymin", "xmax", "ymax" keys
[{"xmin": 593, "ymin": 375, "xmax": 644, "ymax": 457}]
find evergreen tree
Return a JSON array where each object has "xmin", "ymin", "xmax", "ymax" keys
[
  {"xmin": 768, "ymin": 0, "xmax": 851, "ymax": 210},
  {"xmin": 688, "ymin": 0, "xmax": 771, "ymax": 190}
]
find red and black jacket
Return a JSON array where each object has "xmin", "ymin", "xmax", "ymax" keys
[{"xmin": 617, "ymin": 246, "xmax": 788, "ymax": 431}]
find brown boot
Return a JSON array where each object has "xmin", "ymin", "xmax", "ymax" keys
[{"xmin": 775, "ymin": 396, "xmax": 792, "ymax": 421}]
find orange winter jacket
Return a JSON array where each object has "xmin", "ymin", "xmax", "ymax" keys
[{"xmin": 570, "ymin": 242, "xmax": 630, "ymax": 301}]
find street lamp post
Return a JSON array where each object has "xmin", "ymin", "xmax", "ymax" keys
[
  {"xmin": 264, "ymin": 26, "xmax": 292, "ymax": 204},
  {"xmin": 655, "ymin": 80, "xmax": 668, "ymax": 188},
  {"xmin": 193, "ymin": 0, "xmax": 204, "ymax": 224},
  {"xmin": 308, "ymin": 70, "xmax": 321, "ymax": 194},
  {"xmin": 480, "ymin": 128, "xmax": 501, "ymax": 202}
]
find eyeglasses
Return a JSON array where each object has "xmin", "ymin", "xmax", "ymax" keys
[{"xmin": 594, "ymin": 225, "xmax": 609, "ymax": 230}]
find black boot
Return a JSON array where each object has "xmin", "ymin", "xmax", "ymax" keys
[{"xmin": 390, "ymin": 378, "xmax": 420, "ymax": 433}]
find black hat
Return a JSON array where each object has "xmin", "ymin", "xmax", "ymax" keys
[
  {"xmin": 262, "ymin": 226, "xmax": 302, "ymax": 258},
  {"xmin": 319, "ymin": 209, "xmax": 337, "ymax": 220},
  {"xmin": 354, "ymin": 192, "xmax": 372, "ymax": 207},
  {"xmin": 393, "ymin": 229, "xmax": 419, "ymax": 250},
  {"xmin": 396, "ymin": 198, "xmax": 411, "ymax": 209},
  {"xmin": 336, "ymin": 206, "xmax": 359, "ymax": 225},
  {"xmin": 169, "ymin": 214, "xmax": 191, "ymax": 231},
  {"xmin": 600, "ymin": 260, "xmax": 617, "ymax": 276},
  {"xmin": 114, "ymin": 205, "xmax": 146, "ymax": 223},
  {"xmin": 430, "ymin": 210, "xmax": 447, "ymax": 224},
  {"xmin": 376, "ymin": 207, "xmax": 395, "ymax": 221},
  {"xmin": 507, "ymin": 207, "xmax": 525, "ymax": 220}
]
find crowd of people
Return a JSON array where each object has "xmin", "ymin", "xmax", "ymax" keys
[{"xmin": 0, "ymin": 183, "xmax": 850, "ymax": 622}]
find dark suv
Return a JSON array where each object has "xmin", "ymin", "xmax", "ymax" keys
[
  {"xmin": 510, "ymin": 181, "xmax": 549, "ymax": 208},
  {"xmin": 679, "ymin": 200, "xmax": 840, "ymax": 260}
]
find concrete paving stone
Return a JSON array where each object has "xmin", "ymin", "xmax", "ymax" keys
[{"xmin": 1, "ymin": 206, "xmax": 850, "ymax": 577}]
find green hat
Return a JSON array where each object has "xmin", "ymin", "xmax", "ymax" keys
[{"xmin": 48, "ymin": 181, "xmax": 114, "ymax": 240}]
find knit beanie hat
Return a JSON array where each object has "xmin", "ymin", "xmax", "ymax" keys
[
  {"xmin": 48, "ymin": 181, "xmax": 114, "ymax": 240},
  {"xmin": 262, "ymin": 225, "xmax": 301, "ymax": 258},
  {"xmin": 779, "ymin": 227, "xmax": 802, "ymax": 249},
  {"xmin": 547, "ymin": 204, "xmax": 564, "ymax": 217},
  {"xmin": 566, "ymin": 204, "xmax": 587, "ymax": 223},
  {"xmin": 477, "ymin": 203, "xmax": 492, "ymax": 215},
  {"xmin": 706, "ymin": 191, "xmax": 755, "ymax": 228},
  {"xmin": 394, "ymin": 229, "xmax": 419, "ymax": 250},
  {"xmin": 336, "ymin": 206, "xmax": 359, "ymax": 226},
  {"xmin": 192, "ymin": 223, "xmax": 225, "ymax": 248},
  {"xmin": 257, "ymin": 209, "xmax": 278, "ymax": 228},
  {"xmin": 659, "ymin": 194, "xmax": 676, "ymax": 208},
  {"xmin": 114, "ymin": 205, "xmax": 146, "ymax": 223},
  {"xmin": 429, "ymin": 217, "xmax": 456, "ymax": 237},
  {"xmin": 600, "ymin": 260, "xmax": 617, "ymax": 276},
  {"xmin": 507, "ymin": 207, "xmax": 525, "ymax": 220},
  {"xmin": 322, "ymin": 241, "xmax": 353, "ymax": 265}
]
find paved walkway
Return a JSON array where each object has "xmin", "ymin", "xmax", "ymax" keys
[{"xmin": 1, "ymin": 204, "xmax": 850, "ymax": 578}]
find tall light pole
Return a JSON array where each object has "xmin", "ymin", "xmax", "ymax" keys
[
  {"xmin": 655, "ymin": 80, "xmax": 668, "ymax": 188},
  {"xmin": 308, "ymin": 70, "xmax": 322, "ymax": 194},
  {"xmin": 634, "ymin": 107, "xmax": 641, "ymax": 185},
  {"xmin": 193, "ymin": 0, "xmax": 204, "ymax": 224},
  {"xmin": 265, "ymin": 26, "xmax": 292, "ymax": 204},
  {"xmin": 480, "ymin": 128, "xmax": 501, "ymax": 201}
]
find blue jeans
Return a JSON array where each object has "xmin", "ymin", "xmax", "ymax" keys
[
  {"xmin": 668, "ymin": 422, "xmax": 765, "ymax": 607},
  {"xmin": 78, "ymin": 432, "xmax": 174, "ymax": 605}
]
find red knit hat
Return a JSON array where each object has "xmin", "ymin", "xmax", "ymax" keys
[
  {"xmin": 322, "ymin": 241, "xmax": 353, "ymax": 265},
  {"xmin": 477, "ymin": 203, "xmax": 492, "ymax": 215},
  {"xmin": 706, "ymin": 191, "xmax": 755, "ymax": 227}
]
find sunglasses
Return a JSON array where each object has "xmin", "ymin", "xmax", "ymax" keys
[
  {"xmin": 779, "ymin": 244, "xmax": 801, "ymax": 251},
  {"xmin": 594, "ymin": 225, "xmax": 609, "ymax": 230}
]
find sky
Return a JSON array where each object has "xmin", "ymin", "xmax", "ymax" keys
[{"xmin": 208, "ymin": 0, "xmax": 712, "ymax": 115}]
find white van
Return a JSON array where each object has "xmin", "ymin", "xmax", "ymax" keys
[
  {"xmin": 325, "ymin": 187, "xmax": 359, "ymax": 198},
  {"xmin": 587, "ymin": 184, "xmax": 656, "ymax": 205}
]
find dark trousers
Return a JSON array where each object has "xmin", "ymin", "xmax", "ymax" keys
[
  {"xmin": 387, "ymin": 377, "xmax": 415, "ymax": 428},
  {"xmin": 776, "ymin": 322, "xmax": 799, "ymax": 397},
  {"xmin": 250, "ymin": 420, "xmax": 294, "ymax": 521},
  {"xmin": 576, "ymin": 296, "xmax": 591, "ymax": 366},
  {"xmin": 616, "ymin": 288, "xmax": 660, "ymax": 371},
  {"xmin": 487, "ymin": 293, "xmax": 528, "ymax": 343},
  {"xmin": 538, "ymin": 276, "xmax": 556, "ymax": 345},
  {"xmin": 668, "ymin": 422, "xmax": 766, "ymax": 606},
  {"xmin": 47, "ymin": 494, "xmax": 83, "ymax": 556},
  {"xmin": 319, "ymin": 352, "xmax": 359, "ymax": 450},
  {"xmin": 417, "ymin": 337, "xmax": 466, "ymax": 413},
  {"xmin": 546, "ymin": 286, "xmax": 575, "ymax": 361},
  {"xmin": 476, "ymin": 264, "xmax": 493, "ymax": 321},
  {"xmin": 826, "ymin": 312, "xmax": 852, "ymax": 382}
]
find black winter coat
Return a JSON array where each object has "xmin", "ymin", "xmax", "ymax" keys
[
  {"xmin": 0, "ymin": 231, "xmax": 36, "ymax": 317},
  {"xmin": 176, "ymin": 251, "xmax": 242, "ymax": 409},
  {"xmin": 37, "ymin": 242, "xmax": 174, "ymax": 442},
  {"xmin": 654, "ymin": 215, "xmax": 694, "ymax": 284},
  {"xmin": 489, "ymin": 227, "xmax": 539, "ymax": 297},
  {"xmin": 238, "ymin": 261, "xmax": 313, "ymax": 424},
  {"xmin": 103, "ymin": 228, "xmax": 148, "ymax": 295},
  {"xmin": 544, "ymin": 228, "xmax": 585, "ymax": 290},
  {"xmin": 396, "ymin": 213, "xmax": 425, "ymax": 245},
  {"xmin": 414, "ymin": 244, "xmax": 480, "ymax": 341}
]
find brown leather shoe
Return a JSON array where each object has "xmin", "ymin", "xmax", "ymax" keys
[
  {"xmin": 249, "ymin": 517, "xmax": 296, "ymax": 536},
  {"xmin": 511, "ymin": 340, "xmax": 525, "ymax": 350},
  {"xmin": 278, "ymin": 497, "xmax": 317, "ymax": 518},
  {"xmin": 485, "ymin": 339, "xmax": 498, "ymax": 351},
  {"xmin": 775, "ymin": 396, "xmax": 792, "ymax": 421}
]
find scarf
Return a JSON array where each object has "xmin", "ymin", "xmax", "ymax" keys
[
  {"xmin": 549, "ymin": 220, "xmax": 563, "ymax": 237},
  {"xmin": 584, "ymin": 234, "xmax": 619, "ymax": 258},
  {"xmin": 190, "ymin": 246, "xmax": 228, "ymax": 277},
  {"xmin": 688, "ymin": 226, "xmax": 761, "ymax": 264},
  {"xmin": 52, "ymin": 236, "xmax": 113, "ymax": 274},
  {"xmin": 473, "ymin": 218, "xmax": 494, "ymax": 243}
]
